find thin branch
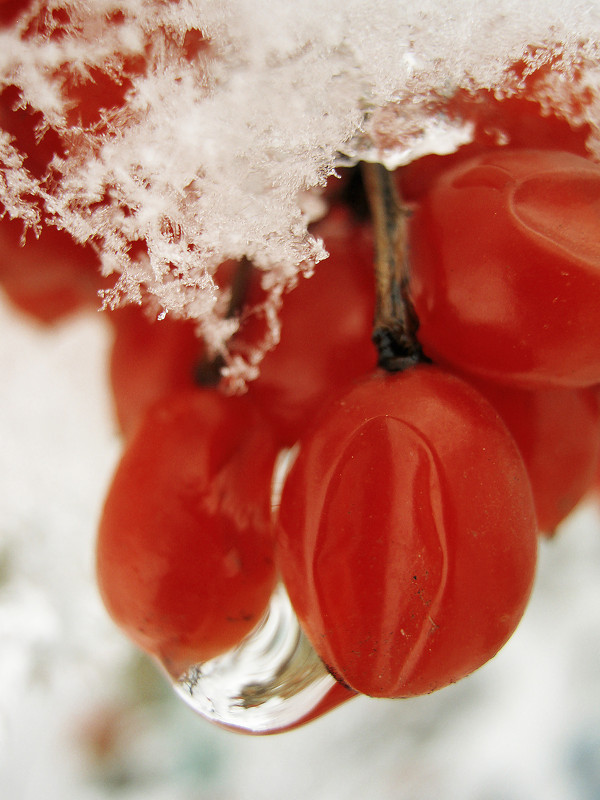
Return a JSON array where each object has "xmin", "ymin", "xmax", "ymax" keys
[{"xmin": 360, "ymin": 161, "xmax": 427, "ymax": 372}]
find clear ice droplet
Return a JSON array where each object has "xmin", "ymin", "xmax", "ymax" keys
[{"xmin": 160, "ymin": 582, "xmax": 353, "ymax": 734}]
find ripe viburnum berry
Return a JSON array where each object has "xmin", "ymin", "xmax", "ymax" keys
[
  {"xmin": 96, "ymin": 389, "xmax": 279, "ymax": 676},
  {"xmin": 0, "ymin": 214, "xmax": 105, "ymax": 325},
  {"xmin": 241, "ymin": 205, "xmax": 376, "ymax": 446},
  {"xmin": 108, "ymin": 306, "xmax": 204, "ymax": 439},
  {"xmin": 276, "ymin": 366, "xmax": 538, "ymax": 698},
  {"xmin": 407, "ymin": 149, "xmax": 600, "ymax": 388},
  {"xmin": 465, "ymin": 377, "xmax": 600, "ymax": 533}
]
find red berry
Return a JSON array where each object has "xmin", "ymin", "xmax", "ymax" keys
[
  {"xmin": 276, "ymin": 366, "xmax": 538, "ymax": 698},
  {"xmin": 107, "ymin": 258, "xmax": 240, "ymax": 437},
  {"xmin": 398, "ymin": 90, "xmax": 590, "ymax": 203},
  {"xmin": 466, "ymin": 377, "xmax": 600, "ymax": 534},
  {"xmin": 408, "ymin": 149, "xmax": 600, "ymax": 388},
  {"xmin": 0, "ymin": 78, "xmax": 114, "ymax": 324},
  {"xmin": 108, "ymin": 306, "xmax": 203, "ymax": 438},
  {"xmin": 96, "ymin": 389, "xmax": 279, "ymax": 675},
  {"xmin": 242, "ymin": 206, "xmax": 376, "ymax": 445},
  {"xmin": 0, "ymin": 214, "xmax": 105, "ymax": 324}
]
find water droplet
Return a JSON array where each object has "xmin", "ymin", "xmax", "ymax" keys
[{"xmin": 160, "ymin": 583, "xmax": 353, "ymax": 734}]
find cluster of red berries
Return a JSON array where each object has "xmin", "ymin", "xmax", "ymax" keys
[
  {"xmin": 3, "ymin": 64, "xmax": 600, "ymax": 730},
  {"xmin": 276, "ymin": 149, "xmax": 600, "ymax": 701},
  {"xmin": 97, "ymin": 146, "xmax": 600, "ymax": 709},
  {"xmin": 98, "ymin": 139, "xmax": 600, "ymax": 712}
]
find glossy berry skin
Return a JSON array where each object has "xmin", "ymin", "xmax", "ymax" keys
[
  {"xmin": 108, "ymin": 306, "xmax": 203, "ymax": 438},
  {"xmin": 97, "ymin": 389, "xmax": 278, "ymax": 676},
  {"xmin": 467, "ymin": 377, "xmax": 600, "ymax": 534},
  {"xmin": 408, "ymin": 149, "xmax": 600, "ymax": 388},
  {"xmin": 276, "ymin": 366, "xmax": 538, "ymax": 698},
  {"xmin": 242, "ymin": 206, "xmax": 376, "ymax": 445}
]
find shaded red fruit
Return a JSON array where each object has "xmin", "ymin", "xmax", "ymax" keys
[
  {"xmin": 466, "ymin": 377, "xmax": 600, "ymax": 533},
  {"xmin": 0, "ymin": 215, "xmax": 104, "ymax": 324},
  {"xmin": 108, "ymin": 306, "xmax": 203, "ymax": 438},
  {"xmin": 97, "ymin": 389, "xmax": 278, "ymax": 676},
  {"xmin": 242, "ymin": 206, "xmax": 376, "ymax": 445}
]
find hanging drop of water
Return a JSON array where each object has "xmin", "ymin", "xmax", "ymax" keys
[{"xmin": 159, "ymin": 582, "xmax": 354, "ymax": 734}]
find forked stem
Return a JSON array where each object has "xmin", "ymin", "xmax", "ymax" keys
[{"xmin": 360, "ymin": 162, "xmax": 427, "ymax": 372}]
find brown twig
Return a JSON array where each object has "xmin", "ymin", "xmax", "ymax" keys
[
  {"xmin": 360, "ymin": 162, "xmax": 427, "ymax": 372},
  {"xmin": 194, "ymin": 257, "xmax": 253, "ymax": 387}
]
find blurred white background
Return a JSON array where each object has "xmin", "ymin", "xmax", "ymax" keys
[{"xmin": 1, "ymin": 294, "xmax": 599, "ymax": 800}]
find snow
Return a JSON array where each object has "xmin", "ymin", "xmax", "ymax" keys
[{"xmin": 2, "ymin": 1, "xmax": 600, "ymax": 377}]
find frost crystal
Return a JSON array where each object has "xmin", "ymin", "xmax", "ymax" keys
[{"xmin": 1, "ymin": 0, "xmax": 600, "ymax": 378}]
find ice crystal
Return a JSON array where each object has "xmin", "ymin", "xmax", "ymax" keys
[{"xmin": 1, "ymin": 0, "xmax": 600, "ymax": 378}]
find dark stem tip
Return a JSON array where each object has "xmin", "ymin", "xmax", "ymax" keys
[
  {"xmin": 373, "ymin": 326, "xmax": 430, "ymax": 373},
  {"xmin": 193, "ymin": 354, "xmax": 225, "ymax": 388}
]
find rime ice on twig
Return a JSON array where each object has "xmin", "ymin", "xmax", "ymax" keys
[{"xmin": 1, "ymin": 1, "xmax": 600, "ymax": 381}]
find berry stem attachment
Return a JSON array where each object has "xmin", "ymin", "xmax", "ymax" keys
[
  {"xmin": 361, "ymin": 161, "xmax": 427, "ymax": 372},
  {"xmin": 194, "ymin": 257, "xmax": 253, "ymax": 387}
]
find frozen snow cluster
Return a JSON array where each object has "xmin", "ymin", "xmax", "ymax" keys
[{"xmin": 1, "ymin": 0, "xmax": 600, "ymax": 380}]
